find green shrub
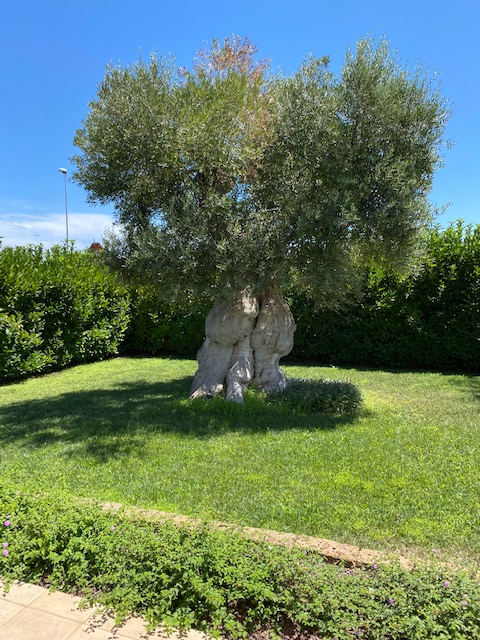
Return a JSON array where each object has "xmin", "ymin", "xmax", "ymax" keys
[
  {"xmin": 1, "ymin": 484, "xmax": 479, "ymax": 639},
  {"xmin": 0, "ymin": 309, "xmax": 52, "ymax": 378},
  {"xmin": 110, "ymin": 221, "xmax": 480, "ymax": 373},
  {"xmin": 0, "ymin": 243, "xmax": 130, "ymax": 381},
  {"xmin": 290, "ymin": 222, "xmax": 480, "ymax": 373},
  {"xmin": 405, "ymin": 221, "xmax": 480, "ymax": 371},
  {"xmin": 121, "ymin": 285, "xmax": 207, "ymax": 358},
  {"xmin": 269, "ymin": 377, "xmax": 363, "ymax": 414},
  {"xmin": 6, "ymin": 220, "xmax": 475, "ymax": 377}
]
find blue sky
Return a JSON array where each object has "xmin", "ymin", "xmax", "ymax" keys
[{"xmin": 1, "ymin": 0, "xmax": 479, "ymax": 248}]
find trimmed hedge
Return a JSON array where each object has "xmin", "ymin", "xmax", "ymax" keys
[
  {"xmin": 122, "ymin": 222, "xmax": 479, "ymax": 373},
  {"xmin": 121, "ymin": 223, "xmax": 480, "ymax": 373},
  {"xmin": 121, "ymin": 285, "xmax": 207, "ymax": 358},
  {"xmin": 0, "ymin": 244, "xmax": 130, "ymax": 381},
  {"xmin": 291, "ymin": 222, "xmax": 480, "ymax": 372},
  {"xmin": 2, "ymin": 221, "xmax": 479, "ymax": 380}
]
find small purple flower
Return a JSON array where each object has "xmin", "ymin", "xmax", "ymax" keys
[
  {"xmin": 2, "ymin": 549, "xmax": 8, "ymax": 557},
  {"xmin": 372, "ymin": 564, "xmax": 378, "ymax": 570},
  {"xmin": 461, "ymin": 600, "xmax": 468, "ymax": 606},
  {"xmin": 3, "ymin": 520, "xmax": 10, "ymax": 527},
  {"xmin": 388, "ymin": 597, "xmax": 395, "ymax": 606},
  {"xmin": 110, "ymin": 525, "xmax": 116, "ymax": 532},
  {"xmin": 444, "ymin": 581, "xmax": 450, "ymax": 588},
  {"xmin": 432, "ymin": 548, "xmax": 439, "ymax": 554},
  {"xmin": 2, "ymin": 542, "xmax": 7, "ymax": 548}
]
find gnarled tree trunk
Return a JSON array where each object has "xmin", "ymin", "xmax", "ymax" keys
[{"xmin": 189, "ymin": 290, "xmax": 295, "ymax": 402}]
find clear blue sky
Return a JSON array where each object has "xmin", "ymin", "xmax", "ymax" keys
[{"xmin": 1, "ymin": 0, "xmax": 479, "ymax": 248}]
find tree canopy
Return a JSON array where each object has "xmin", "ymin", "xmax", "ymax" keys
[{"xmin": 72, "ymin": 36, "xmax": 449, "ymax": 306}]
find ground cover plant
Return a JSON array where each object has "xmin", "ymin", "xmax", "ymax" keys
[
  {"xmin": 0, "ymin": 357, "xmax": 479, "ymax": 575},
  {"xmin": 1, "ymin": 486, "xmax": 479, "ymax": 639}
]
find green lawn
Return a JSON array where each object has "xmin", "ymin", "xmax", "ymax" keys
[{"xmin": 1, "ymin": 357, "xmax": 479, "ymax": 570}]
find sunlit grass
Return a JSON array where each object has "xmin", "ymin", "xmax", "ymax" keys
[{"xmin": 1, "ymin": 357, "xmax": 479, "ymax": 569}]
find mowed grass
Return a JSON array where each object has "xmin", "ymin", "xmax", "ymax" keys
[{"xmin": 1, "ymin": 357, "xmax": 479, "ymax": 569}]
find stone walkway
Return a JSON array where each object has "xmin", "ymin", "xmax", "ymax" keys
[{"xmin": 0, "ymin": 580, "xmax": 209, "ymax": 640}]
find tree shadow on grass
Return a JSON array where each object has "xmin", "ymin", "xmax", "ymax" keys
[
  {"xmin": 287, "ymin": 359, "xmax": 480, "ymax": 404},
  {"xmin": 0, "ymin": 376, "xmax": 361, "ymax": 462},
  {"xmin": 444, "ymin": 374, "xmax": 480, "ymax": 404}
]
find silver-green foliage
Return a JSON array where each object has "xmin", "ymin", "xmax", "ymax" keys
[{"xmin": 72, "ymin": 36, "xmax": 449, "ymax": 306}]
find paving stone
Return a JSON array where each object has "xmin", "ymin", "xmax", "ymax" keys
[
  {"xmin": 65, "ymin": 625, "xmax": 115, "ymax": 639},
  {"xmin": 0, "ymin": 580, "xmax": 46, "ymax": 606},
  {"xmin": 91, "ymin": 612, "xmax": 159, "ymax": 638},
  {"xmin": 0, "ymin": 598, "xmax": 24, "ymax": 626},
  {"xmin": 90, "ymin": 611, "xmax": 211, "ymax": 639},
  {"xmin": 29, "ymin": 589, "xmax": 93, "ymax": 623},
  {"xmin": 109, "ymin": 615, "xmax": 151, "ymax": 638},
  {"xmin": 0, "ymin": 607, "xmax": 80, "ymax": 640}
]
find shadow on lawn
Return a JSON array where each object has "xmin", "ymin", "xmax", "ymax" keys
[
  {"xmin": 0, "ymin": 376, "xmax": 360, "ymax": 461},
  {"xmin": 287, "ymin": 359, "xmax": 480, "ymax": 403},
  {"xmin": 445, "ymin": 374, "xmax": 480, "ymax": 403}
]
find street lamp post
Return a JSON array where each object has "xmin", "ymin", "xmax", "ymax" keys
[{"xmin": 58, "ymin": 168, "xmax": 69, "ymax": 242}]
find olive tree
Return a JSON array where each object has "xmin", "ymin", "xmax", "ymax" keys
[{"xmin": 72, "ymin": 36, "xmax": 449, "ymax": 401}]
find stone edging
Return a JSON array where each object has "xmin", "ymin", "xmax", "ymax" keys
[{"xmin": 101, "ymin": 501, "xmax": 414, "ymax": 570}]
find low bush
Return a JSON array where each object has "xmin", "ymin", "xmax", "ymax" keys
[
  {"xmin": 0, "ymin": 243, "xmax": 130, "ymax": 381},
  {"xmin": 269, "ymin": 377, "xmax": 363, "ymax": 415},
  {"xmin": 1, "ymin": 484, "xmax": 479, "ymax": 639}
]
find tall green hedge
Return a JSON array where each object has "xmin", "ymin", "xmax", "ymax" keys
[
  {"xmin": 2, "ymin": 222, "xmax": 478, "ymax": 381},
  {"xmin": 291, "ymin": 222, "xmax": 480, "ymax": 372},
  {"xmin": 121, "ymin": 286, "xmax": 207, "ymax": 358},
  {"xmin": 120, "ymin": 222, "xmax": 480, "ymax": 373},
  {"xmin": 0, "ymin": 244, "xmax": 130, "ymax": 381}
]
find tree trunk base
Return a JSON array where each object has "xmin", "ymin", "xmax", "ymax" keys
[{"xmin": 189, "ymin": 291, "xmax": 295, "ymax": 402}]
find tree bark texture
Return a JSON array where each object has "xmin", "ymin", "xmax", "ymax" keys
[{"xmin": 189, "ymin": 291, "xmax": 295, "ymax": 402}]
